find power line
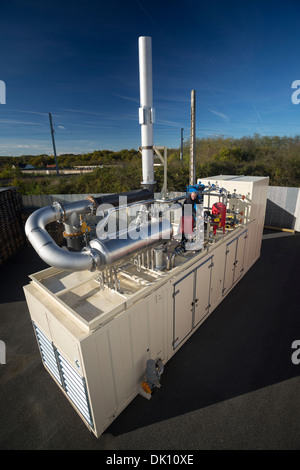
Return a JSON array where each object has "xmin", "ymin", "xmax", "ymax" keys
[{"xmin": 49, "ymin": 113, "xmax": 59, "ymax": 176}]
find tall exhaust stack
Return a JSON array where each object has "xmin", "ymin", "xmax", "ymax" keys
[
  {"xmin": 138, "ymin": 36, "xmax": 155, "ymax": 194},
  {"xmin": 190, "ymin": 89, "xmax": 196, "ymax": 186}
]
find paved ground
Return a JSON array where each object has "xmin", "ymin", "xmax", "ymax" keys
[{"xmin": 0, "ymin": 230, "xmax": 300, "ymax": 450}]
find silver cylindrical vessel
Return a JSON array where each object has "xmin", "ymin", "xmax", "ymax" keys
[
  {"xmin": 154, "ymin": 245, "xmax": 165, "ymax": 271},
  {"xmin": 89, "ymin": 218, "xmax": 172, "ymax": 270}
]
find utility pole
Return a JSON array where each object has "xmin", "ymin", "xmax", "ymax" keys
[
  {"xmin": 49, "ymin": 113, "xmax": 59, "ymax": 176},
  {"xmin": 189, "ymin": 90, "xmax": 196, "ymax": 186},
  {"xmin": 180, "ymin": 128, "xmax": 184, "ymax": 163}
]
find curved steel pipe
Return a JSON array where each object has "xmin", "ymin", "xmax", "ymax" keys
[
  {"xmin": 25, "ymin": 200, "xmax": 99, "ymax": 271},
  {"xmin": 25, "ymin": 192, "xmax": 175, "ymax": 273}
]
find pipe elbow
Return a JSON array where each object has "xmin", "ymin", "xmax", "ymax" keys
[{"xmin": 25, "ymin": 203, "xmax": 100, "ymax": 272}]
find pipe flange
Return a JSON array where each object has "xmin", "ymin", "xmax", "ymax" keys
[
  {"xmin": 82, "ymin": 246, "xmax": 100, "ymax": 272},
  {"xmin": 63, "ymin": 231, "xmax": 83, "ymax": 239},
  {"xmin": 139, "ymin": 145, "xmax": 153, "ymax": 151},
  {"xmin": 53, "ymin": 201, "xmax": 66, "ymax": 222},
  {"xmin": 85, "ymin": 195, "xmax": 97, "ymax": 215}
]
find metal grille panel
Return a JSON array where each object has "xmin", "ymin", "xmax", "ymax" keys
[
  {"xmin": 34, "ymin": 323, "xmax": 62, "ymax": 385},
  {"xmin": 33, "ymin": 322, "xmax": 93, "ymax": 428},
  {"xmin": 57, "ymin": 351, "xmax": 93, "ymax": 427}
]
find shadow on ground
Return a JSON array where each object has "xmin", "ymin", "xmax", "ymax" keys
[
  {"xmin": 1, "ymin": 232, "xmax": 300, "ymax": 448},
  {"xmin": 105, "ymin": 232, "xmax": 300, "ymax": 436}
]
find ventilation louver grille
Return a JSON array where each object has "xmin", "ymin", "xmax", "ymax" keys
[
  {"xmin": 34, "ymin": 322, "xmax": 62, "ymax": 385},
  {"xmin": 33, "ymin": 322, "xmax": 93, "ymax": 428},
  {"xmin": 57, "ymin": 351, "xmax": 93, "ymax": 427}
]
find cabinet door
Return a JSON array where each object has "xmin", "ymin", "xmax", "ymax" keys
[
  {"xmin": 194, "ymin": 257, "xmax": 213, "ymax": 327},
  {"xmin": 233, "ymin": 230, "xmax": 247, "ymax": 283},
  {"xmin": 173, "ymin": 272, "xmax": 195, "ymax": 349},
  {"xmin": 223, "ymin": 238, "xmax": 237, "ymax": 296}
]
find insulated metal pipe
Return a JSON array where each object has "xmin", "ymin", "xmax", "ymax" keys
[
  {"xmin": 25, "ymin": 201, "xmax": 99, "ymax": 271},
  {"xmin": 25, "ymin": 192, "xmax": 176, "ymax": 272},
  {"xmin": 95, "ymin": 189, "xmax": 153, "ymax": 208},
  {"xmin": 138, "ymin": 36, "xmax": 155, "ymax": 192},
  {"xmin": 25, "ymin": 190, "xmax": 154, "ymax": 271},
  {"xmin": 90, "ymin": 218, "xmax": 173, "ymax": 271}
]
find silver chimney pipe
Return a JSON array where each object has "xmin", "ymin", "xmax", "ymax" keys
[{"xmin": 138, "ymin": 36, "xmax": 155, "ymax": 193}]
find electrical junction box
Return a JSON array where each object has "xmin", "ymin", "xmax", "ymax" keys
[{"xmin": 23, "ymin": 175, "xmax": 269, "ymax": 437}]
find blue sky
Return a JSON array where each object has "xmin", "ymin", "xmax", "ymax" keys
[{"xmin": 1, "ymin": 0, "xmax": 300, "ymax": 156}]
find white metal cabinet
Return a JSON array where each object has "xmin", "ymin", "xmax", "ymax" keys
[
  {"xmin": 234, "ymin": 230, "xmax": 247, "ymax": 283},
  {"xmin": 172, "ymin": 272, "xmax": 194, "ymax": 349},
  {"xmin": 223, "ymin": 230, "xmax": 247, "ymax": 295},
  {"xmin": 172, "ymin": 256, "xmax": 213, "ymax": 349},
  {"xmin": 223, "ymin": 239, "xmax": 237, "ymax": 296},
  {"xmin": 194, "ymin": 257, "xmax": 213, "ymax": 327}
]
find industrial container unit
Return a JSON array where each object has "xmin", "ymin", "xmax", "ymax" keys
[
  {"xmin": 23, "ymin": 174, "xmax": 268, "ymax": 437},
  {"xmin": 23, "ymin": 36, "xmax": 269, "ymax": 437}
]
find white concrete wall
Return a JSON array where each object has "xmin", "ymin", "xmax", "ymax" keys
[{"xmin": 265, "ymin": 186, "xmax": 300, "ymax": 231}]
